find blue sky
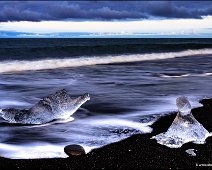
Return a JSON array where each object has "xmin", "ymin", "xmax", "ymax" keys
[{"xmin": 0, "ymin": 1, "xmax": 212, "ymax": 38}]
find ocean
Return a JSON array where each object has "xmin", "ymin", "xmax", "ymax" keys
[{"xmin": 0, "ymin": 38, "xmax": 211, "ymax": 159}]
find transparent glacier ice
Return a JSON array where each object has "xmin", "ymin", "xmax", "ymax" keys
[
  {"xmin": 0, "ymin": 89, "xmax": 90, "ymax": 124},
  {"xmin": 152, "ymin": 96, "xmax": 211, "ymax": 148}
]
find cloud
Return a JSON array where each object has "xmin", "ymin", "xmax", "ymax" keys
[
  {"xmin": 1, "ymin": 17, "xmax": 212, "ymax": 35},
  {"xmin": 146, "ymin": 2, "xmax": 201, "ymax": 19},
  {"xmin": 0, "ymin": 1, "xmax": 212, "ymax": 22}
]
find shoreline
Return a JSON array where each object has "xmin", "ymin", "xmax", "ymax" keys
[{"xmin": 0, "ymin": 99, "xmax": 212, "ymax": 170}]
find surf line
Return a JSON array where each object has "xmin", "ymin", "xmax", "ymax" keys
[{"xmin": 0, "ymin": 48, "xmax": 212, "ymax": 73}]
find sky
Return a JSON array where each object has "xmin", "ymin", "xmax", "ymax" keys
[{"xmin": 0, "ymin": 1, "xmax": 212, "ymax": 38}]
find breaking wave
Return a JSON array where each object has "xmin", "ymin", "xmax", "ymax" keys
[
  {"xmin": 0, "ymin": 48, "xmax": 212, "ymax": 73},
  {"xmin": 158, "ymin": 73, "xmax": 191, "ymax": 78},
  {"xmin": 156, "ymin": 72, "xmax": 212, "ymax": 78},
  {"xmin": 196, "ymin": 72, "xmax": 212, "ymax": 77}
]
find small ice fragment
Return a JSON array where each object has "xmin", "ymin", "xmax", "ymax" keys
[
  {"xmin": 152, "ymin": 96, "xmax": 211, "ymax": 148},
  {"xmin": 185, "ymin": 149, "xmax": 196, "ymax": 156}
]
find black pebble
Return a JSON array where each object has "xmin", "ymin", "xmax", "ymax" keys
[{"xmin": 64, "ymin": 144, "xmax": 86, "ymax": 157}]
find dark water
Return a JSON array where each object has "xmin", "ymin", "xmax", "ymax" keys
[
  {"xmin": 1, "ymin": 38, "xmax": 212, "ymax": 61},
  {"xmin": 0, "ymin": 39, "xmax": 211, "ymax": 158}
]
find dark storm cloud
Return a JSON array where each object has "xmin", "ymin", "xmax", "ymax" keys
[
  {"xmin": 146, "ymin": 2, "xmax": 201, "ymax": 19},
  {"xmin": 0, "ymin": 1, "xmax": 212, "ymax": 22}
]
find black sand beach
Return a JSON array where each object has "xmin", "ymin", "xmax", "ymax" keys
[{"xmin": 0, "ymin": 99, "xmax": 211, "ymax": 170}]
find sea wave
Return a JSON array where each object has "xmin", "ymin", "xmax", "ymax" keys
[
  {"xmin": 156, "ymin": 72, "xmax": 212, "ymax": 78},
  {"xmin": 0, "ymin": 48, "xmax": 212, "ymax": 73},
  {"xmin": 158, "ymin": 73, "xmax": 191, "ymax": 78},
  {"xmin": 195, "ymin": 72, "xmax": 212, "ymax": 77}
]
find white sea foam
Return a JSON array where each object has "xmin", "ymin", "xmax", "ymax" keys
[
  {"xmin": 0, "ymin": 115, "xmax": 154, "ymax": 159},
  {"xmin": 85, "ymin": 118, "xmax": 153, "ymax": 133},
  {"xmin": 27, "ymin": 117, "xmax": 75, "ymax": 128},
  {"xmin": 0, "ymin": 48, "xmax": 212, "ymax": 73},
  {"xmin": 158, "ymin": 72, "xmax": 212, "ymax": 78},
  {"xmin": 194, "ymin": 72, "xmax": 212, "ymax": 77},
  {"xmin": 0, "ymin": 142, "xmax": 94, "ymax": 159},
  {"xmin": 159, "ymin": 74, "xmax": 191, "ymax": 78},
  {"xmin": 0, "ymin": 143, "xmax": 68, "ymax": 159}
]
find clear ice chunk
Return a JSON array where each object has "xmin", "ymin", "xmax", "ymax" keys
[
  {"xmin": 152, "ymin": 96, "xmax": 211, "ymax": 148},
  {"xmin": 0, "ymin": 89, "xmax": 90, "ymax": 124}
]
